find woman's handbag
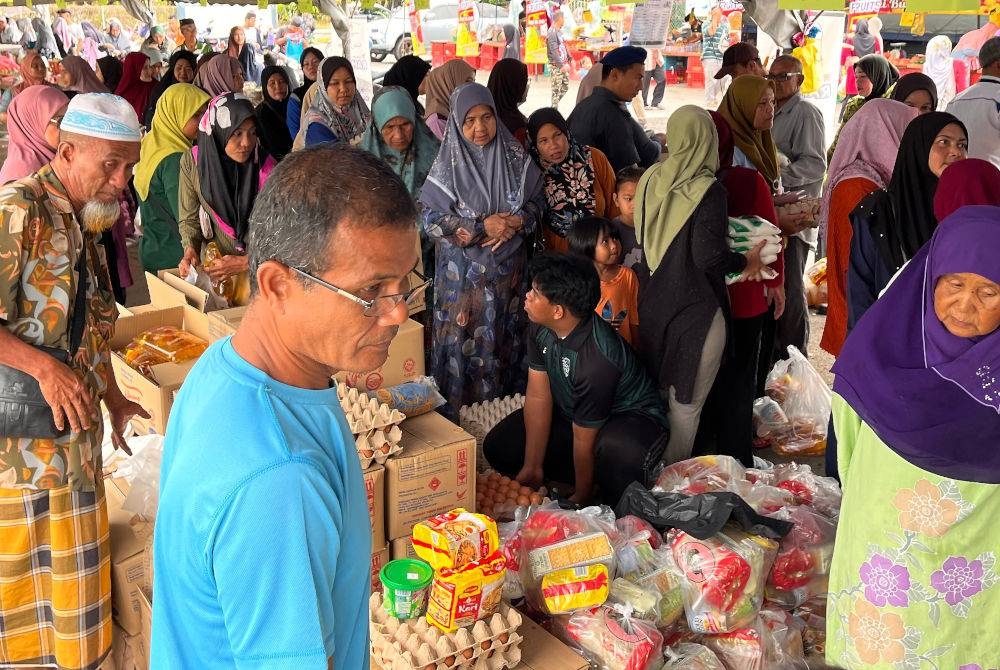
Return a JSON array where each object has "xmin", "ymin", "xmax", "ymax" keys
[{"xmin": 0, "ymin": 239, "xmax": 89, "ymax": 439}]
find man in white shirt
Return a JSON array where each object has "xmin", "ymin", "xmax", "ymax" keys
[
  {"xmin": 769, "ymin": 55, "xmax": 826, "ymax": 361},
  {"xmin": 947, "ymin": 36, "xmax": 1000, "ymax": 168}
]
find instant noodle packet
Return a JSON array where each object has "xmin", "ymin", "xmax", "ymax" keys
[
  {"xmin": 426, "ymin": 550, "xmax": 507, "ymax": 633},
  {"xmin": 412, "ymin": 509, "xmax": 500, "ymax": 571}
]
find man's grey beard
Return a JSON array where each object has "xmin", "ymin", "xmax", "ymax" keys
[{"xmin": 80, "ymin": 200, "xmax": 120, "ymax": 234}]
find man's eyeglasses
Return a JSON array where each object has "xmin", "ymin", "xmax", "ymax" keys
[
  {"xmin": 49, "ymin": 115, "xmax": 64, "ymax": 128},
  {"xmin": 286, "ymin": 265, "xmax": 430, "ymax": 317},
  {"xmin": 765, "ymin": 72, "xmax": 800, "ymax": 81}
]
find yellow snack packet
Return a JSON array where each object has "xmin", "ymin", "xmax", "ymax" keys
[
  {"xmin": 426, "ymin": 550, "xmax": 507, "ymax": 632},
  {"xmin": 412, "ymin": 508, "xmax": 499, "ymax": 571}
]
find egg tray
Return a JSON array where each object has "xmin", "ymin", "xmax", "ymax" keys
[
  {"xmin": 356, "ymin": 424, "xmax": 405, "ymax": 469},
  {"xmin": 370, "ymin": 593, "xmax": 524, "ymax": 670},
  {"xmin": 338, "ymin": 382, "xmax": 407, "ymax": 434}
]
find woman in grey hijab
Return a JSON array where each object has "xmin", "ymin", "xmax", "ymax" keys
[
  {"xmin": 853, "ymin": 19, "xmax": 877, "ymax": 58},
  {"xmin": 30, "ymin": 17, "xmax": 59, "ymax": 59},
  {"xmin": 418, "ymin": 82, "xmax": 545, "ymax": 413},
  {"xmin": 502, "ymin": 24, "xmax": 520, "ymax": 61}
]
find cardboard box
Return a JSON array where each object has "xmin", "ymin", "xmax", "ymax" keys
[
  {"xmin": 370, "ymin": 545, "xmax": 389, "ymax": 594},
  {"xmin": 389, "ymin": 536, "xmax": 417, "ymax": 560},
  {"xmin": 155, "ymin": 269, "xmax": 210, "ymax": 311},
  {"xmin": 364, "ymin": 466, "xmax": 386, "ymax": 550},
  {"xmin": 512, "ymin": 617, "xmax": 589, "ymax": 670},
  {"xmin": 107, "ymin": 478, "xmax": 152, "ymax": 637},
  {"xmin": 205, "ymin": 305, "xmax": 247, "ymax": 341},
  {"xmin": 133, "ymin": 588, "xmax": 152, "ymax": 670},
  {"xmin": 110, "ymin": 305, "xmax": 211, "ymax": 435},
  {"xmin": 385, "ymin": 412, "xmax": 475, "ymax": 541},
  {"xmin": 334, "ymin": 318, "xmax": 424, "ymax": 392}
]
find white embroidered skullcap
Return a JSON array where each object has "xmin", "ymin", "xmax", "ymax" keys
[{"xmin": 60, "ymin": 93, "xmax": 142, "ymax": 143}]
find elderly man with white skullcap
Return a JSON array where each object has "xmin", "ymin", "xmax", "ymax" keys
[{"xmin": 0, "ymin": 93, "xmax": 148, "ymax": 669}]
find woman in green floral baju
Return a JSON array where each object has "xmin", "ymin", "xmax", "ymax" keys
[{"xmin": 826, "ymin": 205, "xmax": 1000, "ymax": 669}]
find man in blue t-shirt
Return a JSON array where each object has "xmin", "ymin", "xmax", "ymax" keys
[{"xmin": 151, "ymin": 145, "xmax": 426, "ymax": 670}]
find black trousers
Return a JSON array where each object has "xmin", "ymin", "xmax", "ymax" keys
[
  {"xmin": 695, "ymin": 314, "xmax": 765, "ymax": 467},
  {"xmin": 643, "ymin": 67, "xmax": 666, "ymax": 107},
  {"xmin": 773, "ymin": 236, "xmax": 810, "ymax": 363},
  {"xmin": 483, "ymin": 408, "xmax": 667, "ymax": 507}
]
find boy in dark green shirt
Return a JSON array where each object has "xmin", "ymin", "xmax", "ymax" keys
[{"xmin": 483, "ymin": 253, "xmax": 668, "ymax": 505}]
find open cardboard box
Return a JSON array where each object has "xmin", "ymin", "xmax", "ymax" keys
[
  {"xmin": 110, "ymin": 304, "xmax": 211, "ymax": 435},
  {"xmin": 155, "ymin": 268, "xmax": 210, "ymax": 311}
]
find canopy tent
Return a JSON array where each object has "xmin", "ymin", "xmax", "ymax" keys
[{"xmin": 780, "ymin": 0, "xmax": 998, "ymax": 11}]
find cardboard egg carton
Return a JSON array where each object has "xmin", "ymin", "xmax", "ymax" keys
[
  {"xmin": 370, "ymin": 593, "xmax": 523, "ymax": 670},
  {"xmin": 337, "ymin": 381, "xmax": 406, "ymax": 468},
  {"xmin": 338, "ymin": 382, "xmax": 406, "ymax": 434},
  {"xmin": 356, "ymin": 424, "xmax": 404, "ymax": 469}
]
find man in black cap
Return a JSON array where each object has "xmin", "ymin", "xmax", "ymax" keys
[
  {"xmin": 716, "ymin": 42, "xmax": 765, "ymax": 80},
  {"xmin": 568, "ymin": 45, "xmax": 664, "ymax": 172}
]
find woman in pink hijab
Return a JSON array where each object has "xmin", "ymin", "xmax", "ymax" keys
[{"xmin": 0, "ymin": 84, "xmax": 68, "ymax": 184}]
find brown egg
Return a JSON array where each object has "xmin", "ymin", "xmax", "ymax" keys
[
  {"xmin": 360, "ymin": 449, "xmax": 374, "ymax": 458},
  {"xmin": 492, "ymin": 491, "xmax": 507, "ymax": 504},
  {"xmin": 499, "ymin": 476, "xmax": 511, "ymax": 487},
  {"xmin": 481, "ymin": 640, "xmax": 492, "ymax": 651},
  {"xmin": 519, "ymin": 486, "xmax": 532, "ymax": 496},
  {"xmin": 444, "ymin": 655, "xmax": 456, "ymax": 667},
  {"xmin": 516, "ymin": 495, "xmax": 530, "ymax": 506},
  {"xmin": 498, "ymin": 632, "xmax": 509, "ymax": 644},
  {"xmin": 378, "ymin": 444, "xmax": 391, "ymax": 455},
  {"xmin": 487, "ymin": 472, "xmax": 500, "ymax": 483},
  {"xmin": 424, "ymin": 664, "xmax": 435, "ymax": 670},
  {"xmin": 461, "ymin": 647, "xmax": 474, "ymax": 659},
  {"xmin": 529, "ymin": 493, "xmax": 543, "ymax": 505}
]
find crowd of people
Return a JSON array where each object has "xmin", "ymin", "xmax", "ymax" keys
[{"xmin": 0, "ymin": 5, "xmax": 998, "ymax": 668}]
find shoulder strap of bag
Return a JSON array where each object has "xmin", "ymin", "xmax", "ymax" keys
[{"xmin": 67, "ymin": 238, "xmax": 87, "ymax": 355}]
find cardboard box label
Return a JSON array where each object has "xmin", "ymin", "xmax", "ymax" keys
[
  {"xmin": 335, "ymin": 319, "xmax": 424, "ymax": 391},
  {"xmin": 390, "ymin": 537, "xmax": 418, "ymax": 561},
  {"xmin": 371, "ymin": 545, "xmax": 389, "ymax": 594},
  {"xmin": 385, "ymin": 413, "xmax": 477, "ymax": 540}
]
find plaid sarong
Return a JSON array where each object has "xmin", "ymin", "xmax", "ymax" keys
[{"xmin": 0, "ymin": 481, "xmax": 112, "ymax": 669}]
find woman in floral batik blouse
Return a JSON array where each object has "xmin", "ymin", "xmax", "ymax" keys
[
  {"xmin": 825, "ymin": 205, "xmax": 1000, "ymax": 669},
  {"xmin": 526, "ymin": 107, "xmax": 617, "ymax": 253}
]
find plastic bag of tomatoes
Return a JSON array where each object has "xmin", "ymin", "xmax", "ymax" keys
[{"xmin": 764, "ymin": 505, "xmax": 836, "ymax": 607}]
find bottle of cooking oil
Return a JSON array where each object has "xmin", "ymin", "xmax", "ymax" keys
[{"xmin": 203, "ymin": 242, "xmax": 234, "ymax": 304}]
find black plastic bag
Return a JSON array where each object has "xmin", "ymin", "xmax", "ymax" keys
[{"xmin": 614, "ymin": 482, "xmax": 793, "ymax": 540}]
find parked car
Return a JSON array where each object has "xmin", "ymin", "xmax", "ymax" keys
[
  {"xmin": 420, "ymin": 2, "xmax": 509, "ymax": 45},
  {"xmin": 369, "ymin": 4, "xmax": 412, "ymax": 61}
]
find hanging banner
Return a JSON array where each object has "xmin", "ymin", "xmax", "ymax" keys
[
  {"xmin": 525, "ymin": 0, "xmax": 548, "ymax": 63},
  {"xmin": 456, "ymin": 0, "xmax": 480, "ymax": 57},
  {"xmin": 408, "ymin": 0, "xmax": 425, "ymax": 56},
  {"xmin": 349, "ymin": 17, "xmax": 374, "ymax": 106},
  {"xmin": 630, "ymin": 0, "xmax": 672, "ymax": 47}
]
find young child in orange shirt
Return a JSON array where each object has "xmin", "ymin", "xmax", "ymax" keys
[{"xmin": 568, "ymin": 216, "xmax": 640, "ymax": 347}]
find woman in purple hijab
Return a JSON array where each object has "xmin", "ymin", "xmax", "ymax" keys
[{"xmin": 825, "ymin": 205, "xmax": 1000, "ymax": 668}]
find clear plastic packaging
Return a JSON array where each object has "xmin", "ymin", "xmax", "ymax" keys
[
  {"xmin": 367, "ymin": 376, "xmax": 447, "ymax": 417},
  {"xmin": 765, "ymin": 505, "xmax": 836, "ymax": 607},
  {"xmin": 122, "ymin": 326, "xmax": 208, "ymax": 378},
  {"xmin": 662, "ymin": 642, "xmax": 727, "ymax": 669},
  {"xmin": 566, "ymin": 604, "xmax": 664, "ymax": 670},
  {"xmin": 653, "ymin": 455, "xmax": 748, "ymax": 496},
  {"xmin": 772, "ymin": 462, "xmax": 842, "ymax": 519},
  {"xmin": 763, "ymin": 347, "xmax": 832, "ymax": 457},
  {"xmin": 519, "ymin": 506, "xmax": 618, "ymax": 615},
  {"xmin": 670, "ymin": 527, "xmax": 778, "ymax": 634}
]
